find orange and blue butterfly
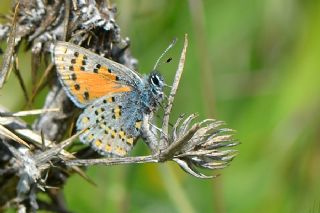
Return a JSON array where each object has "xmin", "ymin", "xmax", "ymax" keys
[{"xmin": 53, "ymin": 42, "xmax": 165, "ymax": 156}]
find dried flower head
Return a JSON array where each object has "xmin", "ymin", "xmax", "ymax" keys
[{"xmin": 170, "ymin": 114, "xmax": 239, "ymax": 178}]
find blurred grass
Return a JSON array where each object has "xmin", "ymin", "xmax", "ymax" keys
[{"xmin": 2, "ymin": 0, "xmax": 320, "ymax": 212}]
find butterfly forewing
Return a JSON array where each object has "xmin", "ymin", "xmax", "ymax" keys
[{"xmin": 53, "ymin": 41, "xmax": 141, "ymax": 108}]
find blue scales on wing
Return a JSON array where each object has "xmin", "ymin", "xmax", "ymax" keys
[{"xmin": 76, "ymin": 91, "xmax": 144, "ymax": 156}]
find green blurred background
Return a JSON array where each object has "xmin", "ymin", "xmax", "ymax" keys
[{"xmin": 1, "ymin": 0, "xmax": 320, "ymax": 212}]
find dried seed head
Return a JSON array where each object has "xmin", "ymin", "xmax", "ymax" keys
[{"xmin": 170, "ymin": 114, "xmax": 239, "ymax": 178}]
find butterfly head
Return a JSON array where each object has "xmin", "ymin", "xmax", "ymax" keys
[
  {"xmin": 149, "ymin": 70, "xmax": 165, "ymax": 93},
  {"xmin": 142, "ymin": 70, "xmax": 165, "ymax": 112}
]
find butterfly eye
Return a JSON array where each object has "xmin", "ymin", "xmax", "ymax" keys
[{"xmin": 151, "ymin": 75, "xmax": 160, "ymax": 87}]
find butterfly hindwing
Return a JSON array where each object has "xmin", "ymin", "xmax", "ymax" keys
[
  {"xmin": 53, "ymin": 41, "xmax": 141, "ymax": 108},
  {"xmin": 76, "ymin": 91, "xmax": 143, "ymax": 156}
]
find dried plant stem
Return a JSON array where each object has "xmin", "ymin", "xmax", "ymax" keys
[
  {"xmin": 63, "ymin": 0, "xmax": 70, "ymax": 41},
  {"xmin": 0, "ymin": 2, "xmax": 19, "ymax": 88},
  {"xmin": 161, "ymin": 34, "xmax": 188, "ymax": 148},
  {"xmin": 0, "ymin": 124, "xmax": 30, "ymax": 148},
  {"xmin": 66, "ymin": 155, "xmax": 157, "ymax": 167},
  {"xmin": 13, "ymin": 58, "xmax": 29, "ymax": 102},
  {"xmin": 34, "ymin": 129, "xmax": 84, "ymax": 166},
  {"xmin": 30, "ymin": 63, "xmax": 54, "ymax": 104},
  {"xmin": 0, "ymin": 108, "xmax": 59, "ymax": 117},
  {"xmin": 66, "ymin": 124, "xmax": 197, "ymax": 167}
]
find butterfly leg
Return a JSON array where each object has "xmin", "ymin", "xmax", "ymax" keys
[
  {"xmin": 141, "ymin": 113, "xmax": 170, "ymax": 157},
  {"xmin": 141, "ymin": 114, "xmax": 160, "ymax": 155},
  {"xmin": 148, "ymin": 122, "xmax": 168, "ymax": 141}
]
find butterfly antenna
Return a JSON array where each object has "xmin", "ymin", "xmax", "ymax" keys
[{"xmin": 153, "ymin": 38, "xmax": 177, "ymax": 70}]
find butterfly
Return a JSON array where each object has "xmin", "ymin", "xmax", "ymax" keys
[{"xmin": 53, "ymin": 42, "xmax": 165, "ymax": 156}]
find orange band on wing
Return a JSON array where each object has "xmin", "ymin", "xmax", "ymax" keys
[{"xmin": 64, "ymin": 71, "xmax": 131, "ymax": 103}]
